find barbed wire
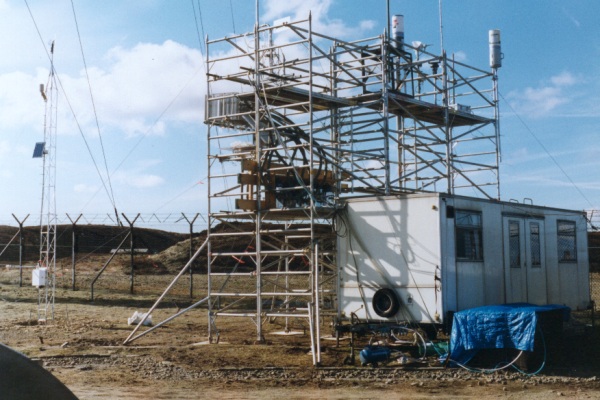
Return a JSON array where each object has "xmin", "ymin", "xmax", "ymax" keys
[
  {"xmin": 587, "ymin": 210, "xmax": 600, "ymax": 231},
  {"xmin": 0, "ymin": 212, "xmax": 208, "ymax": 232}
]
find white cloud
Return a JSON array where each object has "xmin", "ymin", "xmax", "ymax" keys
[
  {"xmin": 113, "ymin": 171, "xmax": 165, "ymax": 189},
  {"xmin": 521, "ymin": 86, "xmax": 565, "ymax": 115},
  {"xmin": 73, "ymin": 183, "xmax": 99, "ymax": 193},
  {"xmin": 113, "ymin": 159, "xmax": 165, "ymax": 189},
  {"xmin": 0, "ymin": 40, "xmax": 204, "ymax": 139},
  {"xmin": 0, "ymin": 70, "xmax": 47, "ymax": 130},
  {"xmin": 129, "ymin": 174, "xmax": 164, "ymax": 189},
  {"xmin": 562, "ymin": 7, "xmax": 581, "ymax": 28},
  {"xmin": 550, "ymin": 71, "xmax": 576, "ymax": 87},
  {"xmin": 506, "ymin": 71, "xmax": 579, "ymax": 118},
  {"xmin": 0, "ymin": 140, "xmax": 10, "ymax": 156},
  {"xmin": 360, "ymin": 20, "xmax": 376, "ymax": 31},
  {"xmin": 452, "ymin": 51, "xmax": 467, "ymax": 63},
  {"xmin": 0, "ymin": 140, "xmax": 13, "ymax": 179},
  {"xmin": 68, "ymin": 40, "xmax": 204, "ymax": 137},
  {"xmin": 262, "ymin": 0, "xmax": 376, "ymax": 38}
]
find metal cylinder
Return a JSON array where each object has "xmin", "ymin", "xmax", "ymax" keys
[
  {"xmin": 392, "ymin": 14, "xmax": 404, "ymax": 49},
  {"xmin": 359, "ymin": 345, "xmax": 392, "ymax": 366},
  {"xmin": 489, "ymin": 29, "xmax": 502, "ymax": 68}
]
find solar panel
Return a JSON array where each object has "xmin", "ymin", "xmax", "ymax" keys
[{"xmin": 32, "ymin": 142, "xmax": 46, "ymax": 158}]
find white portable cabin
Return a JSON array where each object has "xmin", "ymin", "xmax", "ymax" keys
[{"xmin": 337, "ymin": 193, "xmax": 591, "ymax": 325}]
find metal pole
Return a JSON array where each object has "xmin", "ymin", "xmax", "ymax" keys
[
  {"xmin": 18, "ymin": 224, "xmax": 24, "ymax": 287},
  {"xmin": 124, "ymin": 237, "xmax": 209, "ymax": 344},
  {"xmin": 205, "ymin": 32, "xmax": 214, "ymax": 344},
  {"xmin": 386, "ymin": 0, "xmax": 390, "ymax": 43},
  {"xmin": 90, "ymin": 232, "xmax": 131, "ymax": 302},
  {"xmin": 127, "ymin": 295, "xmax": 210, "ymax": 344},
  {"xmin": 307, "ymin": 11, "xmax": 319, "ymax": 363},
  {"xmin": 121, "ymin": 213, "xmax": 140, "ymax": 294},
  {"xmin": 314, "ymin": 241, "xmax": 321, "ymax": 365},
  {"xmin": 308, "ymin": 302, "xmax": 316, "ymax": 365},
  {"xmin": 66, "ymin": 213, "xmax": 82, "ymax": 290},
  {"xmin": 493, "ymin": 67, "xmax": 501, "ymax": 199},
  {"xmin": 439, "ymin": 0, "xmax": 444, "ymax": 53},
  {"xmin": 382, "ymin": 35, "xmax": 391, "ymax": 195},
  {"xmin": 12, "ymin": 214, "xmax": 29, "ymax": 287},
  {"xmin": 253, "ymin": 12, "xmax": 264, "ymax": 344},
  {"xmin": 182, "ymin": 212, "xmax": 199, "ymax": 298},
  {"xmin": 441, "ymin": 51, "xmax": 453, "ymax": 194}
]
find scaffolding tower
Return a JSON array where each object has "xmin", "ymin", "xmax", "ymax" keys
[{"xmin": 204, "ymin": 15, "xmax": 500, "ymax": 361}]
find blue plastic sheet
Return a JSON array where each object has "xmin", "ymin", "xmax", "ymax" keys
[{"xmin": 449, "ymin": 303, "xmax": 569, "ymax": 365}]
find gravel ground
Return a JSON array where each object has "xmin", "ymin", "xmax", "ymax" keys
[{"xmin": 2, "ymin": 271, "xmax": 600, "ymax": 399}]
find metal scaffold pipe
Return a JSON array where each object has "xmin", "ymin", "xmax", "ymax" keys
[{"xmin": 124, "ymin": 238, "xmax": 209, "ymax": 344}]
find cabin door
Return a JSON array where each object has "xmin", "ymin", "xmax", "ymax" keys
[{"xmin": 503, "ymin": 217, "xmax": 547, "ymax": 305}]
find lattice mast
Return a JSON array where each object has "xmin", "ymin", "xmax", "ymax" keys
[{"xmin": 37, "ymin": 41, "xmax": 58, "ymax": 322}]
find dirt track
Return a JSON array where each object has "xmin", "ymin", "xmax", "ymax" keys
[{"xmin": 1, "ymin": 269, "xmax": 600, "ymax": 399}]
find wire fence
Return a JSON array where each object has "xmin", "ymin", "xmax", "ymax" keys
[
  {"xmin": 1, "ymin": 216, "xmax": 600, "ymax": 318},
  {"xmin": 0, "ymin": 213, "xmax": 209, "ymax": 301},
  {"xmin": 0, "ymin": 262, "xmax": 202, "ymax": 298},
  {"xmin": 2, "ymin": 212, "xmax": 208, "ymax": 234},
  {"xmin": 586, "ymin": 208, "xmax": 599, "ymax": 313}
]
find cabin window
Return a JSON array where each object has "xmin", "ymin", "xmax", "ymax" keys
[
  {"xmin": 508, "ymin": 220, "xmax": 520, "ymax": 268},
  {"xmin": 529, "ymin": 222, "xmax": 541, "ymax": 268},
  {"xmin": 455, "ymin": 210, "xmax": 483, "ymax": 261},
  {"xmin": 557, "ymin": 220, "xmax": 577, "ymax": 263}
]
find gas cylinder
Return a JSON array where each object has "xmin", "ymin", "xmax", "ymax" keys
[{"xmin": 359, "ymin": 345, "xmax": 392, "ymax": 366}]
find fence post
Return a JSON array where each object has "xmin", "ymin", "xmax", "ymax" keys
[
  {"xmin": 66, "ymin": 213, "xmax": 82, "ymax": 290},
  {"xmin": 122, "ymin": 213, "xmax": 140, "ymax": 294},
  {"xmin": 182, "ymin": 213, "xmax": 199, "ymax": 298},
  {"xmin": 11, "ymin": 214, "xmax": 29, "ymax": 287}
]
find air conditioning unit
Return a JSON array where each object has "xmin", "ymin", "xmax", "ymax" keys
[{"xmin": 449, "ymin": 103, "xmax": 472, "ymax": 114}]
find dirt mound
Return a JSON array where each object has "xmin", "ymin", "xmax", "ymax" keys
[{"xmin": 0, "ymin": 224, "xmax": 188, "ymax": 264}]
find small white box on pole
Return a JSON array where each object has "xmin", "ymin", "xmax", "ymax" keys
[{"xmin": 32, "ymin": 268, "xmax": 47, "ymax": 288}]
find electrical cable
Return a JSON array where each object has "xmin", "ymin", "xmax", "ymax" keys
[
  {"xmin": 344, "ymin": 211, "xmax": 371, "ymax": 317},
  {"xmin": 0, "ymin": 231, "xmax": 20, "ymax": 259},
  {"xmin": 254, "ymin": 80, "xmax": 320, "ymax": 209},
  {"xmin": 452, "ymin": 350, "xmax": 524, "ymax": 374},
  {"xmin": 449, "ymin": 324, "xmax": 547, "ymax": 375},
  {"xmin": 499, "ymin": 91, "xmax": 595, "ymax": 210},
  {"xmin": 78, "ymin": 60, "xmax": 205, "ymax": 210},
  {"xmin": 74, "ymin": 229, "xmax": 129, "ymax": 265},
  {"xmin": 26, "ymin": 0, "xmax": 207, "ymax": 220},
  {"xmin": 25, "ymin": 0, "xmax": 123, "ymax": 222},
  {"xmin": 509, "ymin": 325, "xmax": 547, "ymax": 376},
  {"xmin": 111, "ymin": 66, "xmax": 204, "ymax": 180},
  {"xmin": 152, "ymin": 178, "xmax": 207, "ymax": 213},
  {"xmin": 191, "ymin": 0, "xmax": 205, "ymax": 54},
  {"xmin": 229, "ymin": 0, "xmax": 236, "ymax": 33},
  {"xmin": 70, "ymin": 0, "xmax": 120, "ymax": 225}
]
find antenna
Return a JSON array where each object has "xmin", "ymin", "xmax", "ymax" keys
[
  {"xmin": 255, "ymin": 0, "xmax": 259, "ymax": 28},
  {"xmin": 34, "ymin": 40, "xmax": 58, "ymax": 323},
  {"xmin": 439, "ymin": 0, "xmax": 444, "ymax": 52}
]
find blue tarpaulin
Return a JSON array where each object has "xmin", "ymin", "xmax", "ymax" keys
[{"xmin": 449, "ymin": 303, "xmax": 569, "ymax": 365}]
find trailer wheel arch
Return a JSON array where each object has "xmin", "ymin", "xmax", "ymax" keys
[{"xmin": 372, "ymin": 288, "xmax": 401, "ymax": 318}]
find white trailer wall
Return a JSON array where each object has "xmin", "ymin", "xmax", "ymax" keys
[
  {"xmin": 442, "ymin": 196, "xmax": 505, "ymax": 313},
  {"xmin": 338, "ymin": 194, "xmax": 591, "ymax": 325},
  {"xmin": 338, "ymin": 195, "xmax": 443, "ymax": 323}
]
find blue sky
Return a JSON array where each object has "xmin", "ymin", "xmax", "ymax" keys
[{"xmin": 0, "ymin": 0, "xmax": 599, "ymax": 230}]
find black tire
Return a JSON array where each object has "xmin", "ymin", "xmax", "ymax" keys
[{"xmin": 372, "ymin": 288, "xmax": 400, "ymax": 318}]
